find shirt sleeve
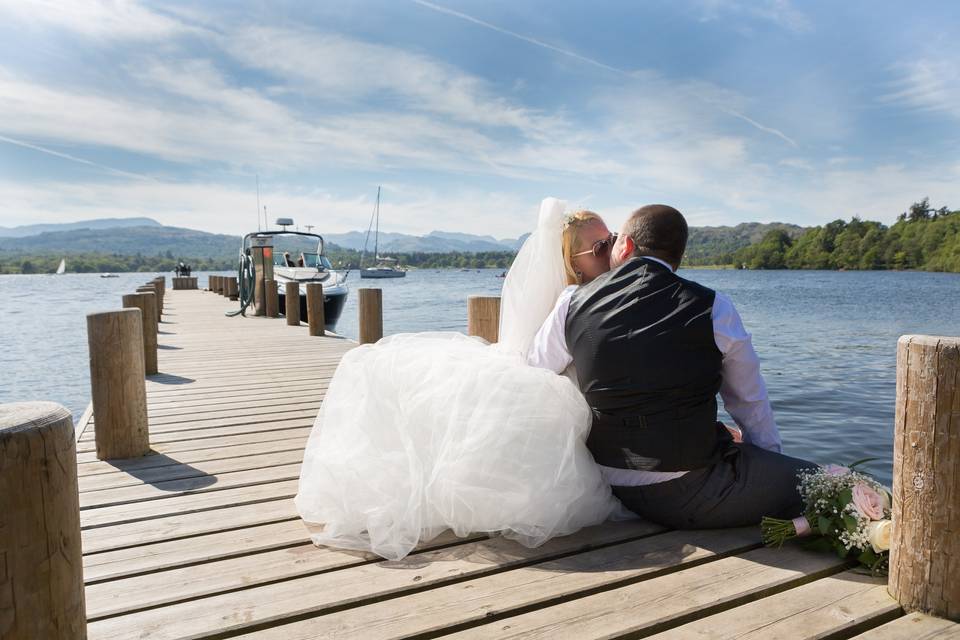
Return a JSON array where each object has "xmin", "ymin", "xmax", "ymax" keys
[
  {"xmin": 712, "ymin": 292, "xmax": 782, "ymax": 453},
  {"xmin": 526, "ymin": 286, "xmax": 576, "ymax": 374}
]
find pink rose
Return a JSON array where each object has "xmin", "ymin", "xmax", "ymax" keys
[
  {"xmin": 852, "ymin": 483, "xmax": 886, "ymax": 520},
  {"xmin": 823, "ymin": 464, "xmax": 850, "ymax": 476}
]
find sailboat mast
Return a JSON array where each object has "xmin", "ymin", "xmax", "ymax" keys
[{"xmin": 374, "ymin": 186, "xmax": 380, "ymax": 260}]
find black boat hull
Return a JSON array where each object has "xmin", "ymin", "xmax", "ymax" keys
[{"xmin": 277, "ymin": 290, "xmax": 348, "ymax": 331}]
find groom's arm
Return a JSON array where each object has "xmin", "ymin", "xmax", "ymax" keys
[
  {"xmin": 526, "ymin": 285, "xmax": 577, "ymax": 373},
  {"xmin": 712, "ymin": 292, "xmax": 783, "ymax": 453}
]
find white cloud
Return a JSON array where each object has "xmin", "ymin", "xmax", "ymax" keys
[
  {"xmin": 881, "ymin": 57, "xmax": 960, "ymax": 120},
  {"xmin": 0, "ymin": 0, "xmax": 188, "ymax": 40},
  {"xmin": 0, "ymin": 178, "xmax": 545, "ymax": 237},
  {"xmin": 696, "ymin": 0, "xmax": 812, "ymax": 33}
]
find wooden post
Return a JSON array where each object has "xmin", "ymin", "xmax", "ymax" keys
[
  {"xmin": 152, "ymin": 276, "xmax": 165, "ymax": 309},
  {"xmin": 358, "ymin": 288, "xmax": 383, "ymax": 345},
  {"xmin": 227, "ymin": 277, "xmax": 239, "ymax": 301},
  {"xmin": 467, "ymin": 295, "xmax": 501, "ymax": 343},
  {"xmin": 122, "ymin": 292, "xmax": 159, "ymax": 375},
  {"xmin": 86, "ymin": 309, "xmax": 150, "ymax": 460},
  {"xmin": 137, "ymin": 285, "xmax": 162, "ymax": 322},
  {"xmin": 285, "ymin": 282, "xmax": 300, "ymax": 326},
  {"xmin": 265, "ymin": 279, "xmax": 279, "ymax": 317},
  {"xmin": 0, "ymin": 402, "xmax": 87, "ymax": 639},
  {"xmin": 889, "ymin": 335, "xmax": 960, "ymax": 621},
  {"xmin": 306, "ymin": 283, "xmax": 325, "ymax": 337},
  {"xmin": 208, "ymin": 274, "xmax": 217, "ymax": 291},
  {"xmin": 173, "ymin": 276, "xmax": 197, "ymax": 290}
]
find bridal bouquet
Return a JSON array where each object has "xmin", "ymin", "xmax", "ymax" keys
[{"xmin": 761, "ymin": 461, "xmax": 892, "ymax": 575}]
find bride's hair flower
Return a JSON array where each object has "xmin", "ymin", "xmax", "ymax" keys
[{"xmin": 852, "ymin": 482, "xmax": 886, "ymax": 520}]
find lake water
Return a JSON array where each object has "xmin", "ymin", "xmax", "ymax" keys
[{"xmin": 1, "ymin": 268, "xmax": 958, "ymax": 485}]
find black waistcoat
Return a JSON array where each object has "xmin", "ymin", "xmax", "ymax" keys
[{"xmin": 565, "ymin": 257, "xmax": 728, "ymax": 472}]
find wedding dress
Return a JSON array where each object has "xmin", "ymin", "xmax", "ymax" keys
[{"xmin": 295, "ymin": 198, "xmax": 620, "ymax": 560}]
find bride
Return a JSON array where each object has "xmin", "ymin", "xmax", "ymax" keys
[{"xmin": 295, "ymin": 198, "xmax": 622, "ymax": 560}]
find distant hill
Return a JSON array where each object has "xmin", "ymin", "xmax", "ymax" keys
[
  {"xmin": 0, "ymin": 225, "xmax": 240, "ymax": 258},
  {"xmin": 0, "ymin": 217, "xmax": 162, "ymax": 238},
  {"xmin": 0, "ymin": 217, "xmax": 808, "ymax": 267},
  {"xmin": 685, "ymin": 222, "xmax": 806, "ymax": 265},
  {"xmin": 323, "ymin": 230, "xmax": 521, "ymax": 253}
]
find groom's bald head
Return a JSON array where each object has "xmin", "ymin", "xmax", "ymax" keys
[{"xmin": 617, "ymin": 204, "xmax": 688, "ymax": 269}]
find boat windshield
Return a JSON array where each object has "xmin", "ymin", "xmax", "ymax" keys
[{"xmin": 274, "ymin": 252, "xmax": 332, "ymax": 269}]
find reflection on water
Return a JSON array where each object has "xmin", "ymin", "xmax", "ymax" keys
[{"xmin": 2, "ymin": 268, "xmax": 958, "ymax": 485}]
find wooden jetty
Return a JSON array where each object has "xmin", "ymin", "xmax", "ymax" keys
[{"xmin": 2, "ymin": 281, "xmax": 959, "ymax": 639}]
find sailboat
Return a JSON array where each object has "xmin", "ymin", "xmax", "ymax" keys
[
  {"xmin": 55, "ymin": 258, "xmax": 66, "ymax": 275},
  {"xmin": 360, "ymin": 187, "xmax": 406, "ymax": 279}
]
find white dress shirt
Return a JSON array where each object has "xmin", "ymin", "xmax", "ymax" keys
[{"xmin": 527, "ymin": 256, "xmax": 782, "ymax": 486}]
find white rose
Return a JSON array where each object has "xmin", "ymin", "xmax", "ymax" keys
[{"xmin": 865, "ymin": 519, "xmax": 892, "ymax": 552}]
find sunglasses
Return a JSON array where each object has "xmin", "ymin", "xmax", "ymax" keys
[{"xmin": 573, "ymin": 232, "xmax": 619, "ymax": 258}]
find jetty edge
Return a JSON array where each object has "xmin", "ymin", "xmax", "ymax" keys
[{"xmin": 0, "ymin": 278, "xmax": 957, "ymax": 638}]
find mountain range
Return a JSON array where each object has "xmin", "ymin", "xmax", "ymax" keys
[{"xmin": 0, "ymin": 217, "xmax": 803, "ymax": 264}]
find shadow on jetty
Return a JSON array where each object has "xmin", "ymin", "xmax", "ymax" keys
[
  {"xmin": 98, "ymin": 451, "xmax": 218, "ymax": 490},
  {"xmin": 147, "ymin": 373, "xmax": 195, "ymax": 385},
  {"xmin": 157, "ymin": 344, "xmax": 182, "ymax": 350}
]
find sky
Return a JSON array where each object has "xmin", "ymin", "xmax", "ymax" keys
[{"xmin": 0, "ymin": 0, "xmax": 958, "ymax": 238}]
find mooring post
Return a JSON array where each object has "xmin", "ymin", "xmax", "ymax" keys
[
  {"xmin": 227, "ymin": 277, "xmax": 239, "ymax": 301},
  {"xmin": 467, "ymin": 295, "xmax": 501, "ymax": 343},
  {"xmin": 285, "ymin": 282, "xmax": 300, "ymax": 326},
  {"xmin": 358, "ymin": 288, "xmax": 383, "ymax": 345},
  {"xmin": 122, "ymin": 291, "xmax": 159, "ymax": 375},
  {"xmin": 0, "ymin": 402, "xmax": 87, "ymax": 639},
  {"xmin": 138, "ymin": 285, "xmax": 161, "ymax": 319},
  {"xmin": 86, "ymin": 309, "xmax": 150, "ymax": 460},
  {"xmin": 306, "ymin": 283, "xmax": 324, "ymax": 336},
  {"xmin": 265, "ymin": 279, "xmax": 279, "ymax": 318},
  {"xmin": 153, "ymin": 276, "xmax": 165, "ymax": 310},
  {"xmin": 208, "ymin": 274, "xmax": 217, "ymax": 292},
  {"xmin": 889, "ymin": 335, "xmax": 960, "ymax": 621}
]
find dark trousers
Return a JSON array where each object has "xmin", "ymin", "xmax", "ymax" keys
[{"xmin": 612, "ymin": 444, "xmax": 817, "ymax": 529}]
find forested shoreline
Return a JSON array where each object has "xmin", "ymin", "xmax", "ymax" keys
[
  {"xmin": 733, "ymin": 200, "xmax": 959, "ymax": 272},
  {"xmin": 2, "ymin": 199, "xmax": 957, "ymax": 275}
]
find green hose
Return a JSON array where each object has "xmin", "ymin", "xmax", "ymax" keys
[{"xmin": 225, "ymin": 251, "xmax": 257, "ymax": 317}]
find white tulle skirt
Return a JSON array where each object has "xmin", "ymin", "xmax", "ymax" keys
[{"xmin": 295, "ymin": 332, "xmax": 620, "ymax": 560}]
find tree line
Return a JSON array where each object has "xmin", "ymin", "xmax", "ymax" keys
[
  {"xmin": 0, "ymin": 248, "xmax": 515, "ymax": 274},
  {"xmin": 732, "ymin": 199, "xmax": 959, "ymax": 272}
]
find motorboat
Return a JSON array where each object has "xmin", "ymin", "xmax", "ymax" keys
[
  {"xmin": 274, "ymin": 247, "xmax": 349, "ymax": 329},
  {"xmin": 232, "ymin": 219, "xmax": 349, "ymax": 330}
]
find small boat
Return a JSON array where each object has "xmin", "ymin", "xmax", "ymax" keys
[
  {"xmin": 360, "ymin": 187, "xmax": 406, "ymax": 279},
  {"xmin": 100, "ymin": 273, "xmax": 119, "ymax": 278},
  {"xmin": 55, "ymin": 258, "xmax": 66, "ymax": 275}
]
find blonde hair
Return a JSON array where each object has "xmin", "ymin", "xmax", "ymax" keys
[{"xmin": 562, "ymin": 210, "xmax": 603, "ymax": 285}]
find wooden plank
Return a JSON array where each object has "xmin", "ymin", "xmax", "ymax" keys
[
  {"xmin": 851, "ymin": 613, "xmax": 960, "ymax": 639},
  {"xmin": 83, "ymin": 519, "xmax": 310, "ymax": 583},
  {"xmin": 81, "ymin": 497, "xmax": 297, "ymax": 554},
  {"xmin": 80, "ymin": 479, "xmax": 299, "ymax": 528},
  {"xmin": 82, "ymin": 405, "xmax": 319, "ymax": 432},
  {"xmin": 75, "ymin": 427, "xmax": 310, "ymax": 464},
  {"xmin": 85, "ymin": 530, "xmax": 485, "ymax": 620},
  {"xmin": 639, "ymin": 572, "xmax": 901, "ymax": 639},
  {"xmin": 79, "ymin": 462, "xmax": 301, "ymax": 509},
  {"xmin": 77, "ymin": 442, "xmax": 305, "ymax": 486},
  {"xmin": 240, "ymin": 539, "xmax": 847, "ymax": 640},
  {"xmin": 85, "ymin": 520, "xmax": 664, "ymax": 640},
  {"xmin": 76, "ymin": 417, "xmax": 314, "ymax": 452}
]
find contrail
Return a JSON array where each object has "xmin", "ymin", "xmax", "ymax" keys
[
  {"xmin": 412, "ymin": 0, "xmax": 798, "ymax": 147},
  {"xmin": 0, "ymin": 134, "xmax": 155, "ymax": 180}
]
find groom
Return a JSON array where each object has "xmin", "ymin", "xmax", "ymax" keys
[{"xmin": 530, "ymin": 204, "xmax": 815, "ymax": 528}]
